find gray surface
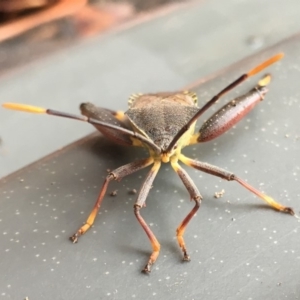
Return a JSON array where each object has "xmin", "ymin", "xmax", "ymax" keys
[
  {"xmin": 2, "ymin": 0, "xmax": 300, "ymax": 177},
  {"xmin": 1, "ymin": 34, "xmax": 300, "ymax": 299}
]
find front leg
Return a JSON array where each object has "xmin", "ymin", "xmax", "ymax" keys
[
  {"xmin": 134, "ymin": 161, "xmax": 161, "ymax": 273},
  {"xmin": 70, "ymin": 157, "xmax": 154, "ymax": 243},
  {"xmin": 171, "ymin": 159, "xmax": 202, "ymax": 261}
]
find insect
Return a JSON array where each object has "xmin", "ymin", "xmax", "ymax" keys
[{"xmin": 2, "ymin": 53, "xmax": 295, "ymax": 273}]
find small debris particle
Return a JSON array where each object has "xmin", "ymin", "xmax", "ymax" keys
[
  {"xmin": 110, "ymin": 190, "xmax": 118, "ymax": 197},
  {"xmin": 246, "ymin": 35, "xmax": 264, "ymax": 49},
  {"xmin": 19, "ymin": 179, "xmax": 24, "ymax": 182},
  {"xmin": 285, "ymin": 134, "xmax": 290, "ymax": 138},
  {"xmin": 214, "ymin": 189, "xmax": 225, "ymax": 198},
  {"xmin": 129, "ymin": 189, "xmax": 137, "ymax": 195},
  {"xmin": 277, "ymin": 282, "xmax": 282, "ymax": 286}
]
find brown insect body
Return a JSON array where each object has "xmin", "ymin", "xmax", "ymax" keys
[
  {"xmin": 2, "ymin": 53, "xmax": 296, "ymax": 274},
  {"xmin": 125, "ymin": 92, "xmax": 199, "ymax": 151}
]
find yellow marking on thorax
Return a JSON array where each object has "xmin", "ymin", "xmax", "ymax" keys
[
  {"xmin": 189, "ymin": 132, "xmax": 201, "ymax": 145},
  {"xmin": 130, "ymin": 121, "xmax": 197, "ymax": 164},
  {"xmin": 161, "ymin": 122, "xmax": 197, "ymax": 163}
]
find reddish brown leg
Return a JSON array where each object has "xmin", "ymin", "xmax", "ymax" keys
[
  {"xmin": 70, "ymin": 157, "xmax": 154, "ymax": 243},
  {"xmin": 171, "ymin": 159, "xmax": 202, "ymax": 261},
  {"xmin": 179, "ymin": 154, "xmax": 295, "ymax": 215},
  {"xmin": 134, "ymin": 161, "xmax": 161, "ymax": 273},
  {"xmin": 167, "ymin": 54, "xmax": 283, "ymax": 152},
  {"xmin": 191, "ymin": 74, "xmax": 270, "ymax": 143}
]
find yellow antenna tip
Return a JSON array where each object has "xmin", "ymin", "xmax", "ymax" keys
[{"xmin": 2, "ymin": 103, "xmax": 46, "ymax": 114}]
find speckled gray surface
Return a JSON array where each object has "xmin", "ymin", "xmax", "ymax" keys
[{"xmin": 1, "ymin": 32, "xmax": 300, "ymax": 299}]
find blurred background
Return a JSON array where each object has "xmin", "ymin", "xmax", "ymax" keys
[{"xmin": 0, "ymin": 0, "xmax": 187, "ymax": 75}]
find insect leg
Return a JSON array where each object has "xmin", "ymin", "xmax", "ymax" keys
[
  {"xmin": 134, "ymin": 161, "xmax": 161, "ymax": 273},
  {"xmin": 171, "ymin": 159, "xmax": 202, "ymax": 261},
  {"xmin": 166, "ymin": 53, "xmax": 283, "ymax": 152},
  {"xmin": 190, "ymin": 74, "xmax": 271, "ymax": 143},
  {"xmin": 70, "ymin": 157, "xmax": 154, "ymax": 243},
  {"xmin": 179, "ymin": 154, "xmax": 295, "ymax": 216}
]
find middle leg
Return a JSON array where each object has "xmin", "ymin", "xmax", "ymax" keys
[
  {"xmin": 134, "ymin": 161, "xmax": 161, "ymax": 273},
  {"xmin": 171, "ymin": 158, "xmax": 202, "ymax": 261}
]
